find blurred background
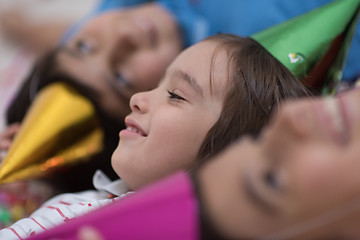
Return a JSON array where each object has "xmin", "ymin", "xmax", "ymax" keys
[{"xmin": 0, "ymin": 0, "xmax": 98, "ymax": 130}]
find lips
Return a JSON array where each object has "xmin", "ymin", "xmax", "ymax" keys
[
  {"xmin": 126, "ymin": 126, "xmax": 146, "ymax": 136},
  {"xmin": 124, "ymin": 118, "xmax": 147, "ymax": 137}
]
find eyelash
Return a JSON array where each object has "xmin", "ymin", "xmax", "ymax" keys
[
  {"xmin": 167, "ymin": 90, "xmax": 186, "ymax": 101},
  {"xmin": 76, "ymin": 40, "xmax": 93, "ymax": 54},
  {"xmin": 263, "ymin": 169, "xmax": 281, "ymax": 190},
  {"xmin": 115, "ymin": 72, "xmax": 129, "ymax": 87}
]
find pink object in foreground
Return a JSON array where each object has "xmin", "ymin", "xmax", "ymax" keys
[{"xmin": 27, "ymin": 171, "xmax": 200, "ymax": 240}]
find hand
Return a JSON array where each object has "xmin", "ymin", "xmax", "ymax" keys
[
  {"xmin": 77, "ymin": 226, "xmax": 104, "ymax": 240},
  {"xmin": 48, "ymin": 226, "xmax": 104, "ymax": 240},
  {"xmin": 0, "ymin": 123, "xmax": 20, "ymax": 161}
]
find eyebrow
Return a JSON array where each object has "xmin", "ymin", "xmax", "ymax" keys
[
  {"xmin": 172, "ymin": 69, "xmax": 203, "ymax": 97},
  {"xmin": 243, "ymin": 176, "xmax": 280, "ymax": 216}
]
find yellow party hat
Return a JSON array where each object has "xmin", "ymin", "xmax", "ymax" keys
[{"xmin": 0, "ymin": 82, "xmax": 104, "ymax": 184}]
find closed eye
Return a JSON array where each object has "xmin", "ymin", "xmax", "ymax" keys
[
  {"xmin": 114, "ymin": 72, "xmax": 130, "ymax": 88},
  {"xmin": 75, "ymin": 40, "xmax": 93, "ymax": 54},
  {"xmin": 264, "ymin": 169, "xmax": 281, "ymax": 190},
  {"xmin": 167, "ymin": 90, "xmax": 186, "ymax": 101}
]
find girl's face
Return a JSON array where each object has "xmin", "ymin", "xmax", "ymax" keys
[
  {"xmin": 199, "ymin": 88, "xmax": 360, "ymax": 239},
  {"xmin": 56, "ymin": 3, "xmax": 182, "ymax": 121},
  {"xmin": 112, "ymin": 40, "xmax": 229, "ymax": 190}
]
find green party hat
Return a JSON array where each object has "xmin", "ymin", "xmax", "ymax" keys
[{"xmin": 251, "ymin": 0, "xmax": 360, "ymax": 94}]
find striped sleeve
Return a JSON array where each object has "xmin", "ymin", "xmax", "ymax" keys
[{"xmin": 0, "ymin": 191, "xmax": 117, "ymax": 240}]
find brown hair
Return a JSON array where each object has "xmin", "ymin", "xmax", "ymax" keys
[{"xmin": 196, "ymin": 34, "xmax": 311, "ymax": 167}]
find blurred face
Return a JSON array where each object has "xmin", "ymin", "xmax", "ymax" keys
[
  {"xmin": 56, "ymin": 3, "xmax": 182, "ymax": 121},
  {"xmin": 112, "ymin": 40, "xmax": 229, "ymax": 190},
  {"xmin": 199, "ymin": 88, "xmax": 360, "ymax": 239}
]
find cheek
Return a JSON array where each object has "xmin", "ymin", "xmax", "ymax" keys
[
  {"xmin": 149, "ymin": 110, "xmax": 215, "ymax": 164},
  {"xmin": 150, "ymin": 117, "xmax": 202, "ymax": 155},
  {"xmin": 294, "ymin": 151, "xmax": 339, "ymax": 191},
  {"xmin": 110, "ymin": 144, "xmax": 123, "ymax": 174},
  {"xmin": 289, "ymin": 147, "xmax": 360, "ymax": 214}
]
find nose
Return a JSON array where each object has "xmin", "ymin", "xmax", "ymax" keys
[
  {"xmin": 129, "ymin": 91, "xmax": 150, "ymax": 113},
  {"xmin": 104, "ymin": 23, "xmax": 141, "ymax": 64},
  {"xmin": 261, "ymin": 102, "xmax": 312, "ymax": 155},
  {"xmin": 118, "ymin": 25, "xmax": 139, "ymax": 47},
  {"xmin": 116, "ymin": 24, "xmax": 141, "ymax": 53}
]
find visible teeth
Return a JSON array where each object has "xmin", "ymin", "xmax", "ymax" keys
[
  {"xmin": 324, "ymin": 97, "xmax": 344, "ymax": 136},
  {"xmin": 127, "ymin": 126, "xmax": 141, "ymax": 134}
]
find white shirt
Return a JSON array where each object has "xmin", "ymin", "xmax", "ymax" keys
[{"xmin": 0, "ymin": 170, "xmax": 132, "ymax": 240}]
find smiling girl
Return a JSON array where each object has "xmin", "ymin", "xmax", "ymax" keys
[{"xmin": 0, "ymin": 34, "xmax": 310, "ymax": 239}]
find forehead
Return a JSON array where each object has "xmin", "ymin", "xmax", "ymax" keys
[{"xmin": 167, "ymin": 40, "xmax": 230, "ymax": 97}]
